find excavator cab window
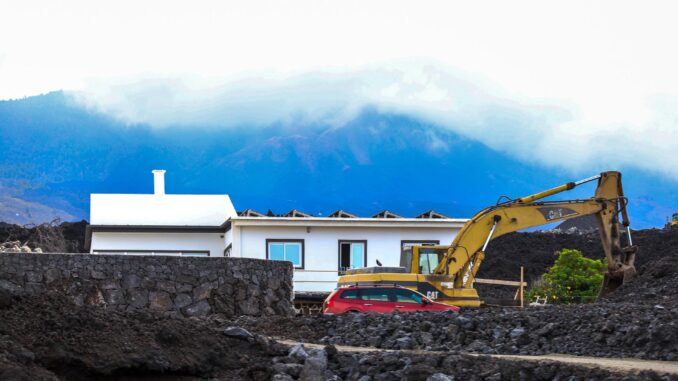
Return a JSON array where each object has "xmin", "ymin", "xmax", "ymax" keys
[{"xmin": 418, "ymin": 247, "xmax": 445, "ymax": 275}]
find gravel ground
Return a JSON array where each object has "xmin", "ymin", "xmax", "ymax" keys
[
  {"xmin": 233, "ymin": 301, "xmax": 677, "ymax": 361},
  {"xmin": 4, "ymin": 290, "xmax": 674, "ymax": 380}
]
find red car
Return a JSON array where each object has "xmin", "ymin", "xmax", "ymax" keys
[{"xmin": 323, "ymin": 285, "xmax": 460, "ymax": 314}]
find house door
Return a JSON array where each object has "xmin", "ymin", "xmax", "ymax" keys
[{"xmin": 339, "ymin": 240, "xmax": 366, "ymax": 272}]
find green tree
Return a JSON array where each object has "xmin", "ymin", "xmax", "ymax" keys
[{"xmin": 526, "ymin": 249, "xmax": 605, "ymax": 304}]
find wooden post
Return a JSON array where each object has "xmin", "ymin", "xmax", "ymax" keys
[{"xmin": 520, "ymin": 266, "xmax": 525, "ymax": 308}]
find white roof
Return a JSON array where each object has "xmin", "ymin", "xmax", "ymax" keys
[
  {"xmin": 90, "ymin": 194, "xmax": 237, "ymax": 226},
  {"xmin": 231, "ymin": 216, "xmax": 468, "ymax": 228}
]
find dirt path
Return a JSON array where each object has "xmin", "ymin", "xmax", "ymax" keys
[
  {"xmin": 276, "ymin": 339, "xmax": 678, "ymax": 375},
  {"xmin": 484, "ymin": 353, "xmax": 678, "ymax": 375}
]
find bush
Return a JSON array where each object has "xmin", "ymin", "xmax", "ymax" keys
[{"xmin": 526, "ymin": 249, "xmax": 605, "ymax": 304}]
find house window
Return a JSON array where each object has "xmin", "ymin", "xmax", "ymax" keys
[
  {"xmin": 266, "ymin": 239, "xmax": 304, "ymax": 268},
  {"xmin": 181, "ymin": 252, "xmax": 209, "ymax": 257},
  {"xmin": 92, "ymin": 250, "xmax": 210, "ymax": 257},
  {"xmin": 338, "ymin": 240, "xmax": 367, "ymax": 272}
]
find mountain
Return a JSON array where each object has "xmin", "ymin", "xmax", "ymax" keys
[{"xmin": 0, "ymin": 92, "xmax": 675, "ymax": 228}]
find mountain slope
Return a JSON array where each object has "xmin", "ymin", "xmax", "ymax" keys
[{"xmin": 0, "ymin": 92, "xmax": 674, "ymax": 227}]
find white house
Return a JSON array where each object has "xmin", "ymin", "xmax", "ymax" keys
[
  {"xmin": 87, "ymin": 170, "xmax": 468, "ymax": 293},
  {"xmin": 87, "ymin": 170, "xmax": 237, "ymax": 257}
]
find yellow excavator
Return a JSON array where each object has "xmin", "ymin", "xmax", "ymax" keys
[
  {"xmin": 668, "ymin": 213, "xmax": 678, "ymax": 229},
  {"xmin": 338, "ymin": 171, "xmax": 637, "ymax": 307}
]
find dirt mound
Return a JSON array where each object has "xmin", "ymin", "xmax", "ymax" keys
[
  {"xmin": 481, "ymin": 228, "xmax": 678, "ymax": 281},
  {"xmin": 0, "ymin": 291, "xmax": 284, "ymax": 380},
  {"xmin": 477, "ymin": 228, "xmax": 678, "ymax": 301},
  {"xmin": 606, "ymin": 250, "xmax": 678, "ymax": 305}
]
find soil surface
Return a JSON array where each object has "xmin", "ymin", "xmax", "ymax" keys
[
  {"xmin": 0, "ymin": 291, "xmax": 287, "ymax": 380},
  {"xmin": 4, "ymin": 290, "xmax": 673, "ymax": 381}
]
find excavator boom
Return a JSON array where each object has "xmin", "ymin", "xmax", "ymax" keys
[
  {"xmin": 434, "ymin": 171, "xmax": 636, "ymax": 296},
  {"xmin": 338, "ymin": 171, "xmax": 637, "ymax": 306}
]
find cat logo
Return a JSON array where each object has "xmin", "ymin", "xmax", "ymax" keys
[{"xmin": 538, "ymin": 207, "xmax": 579, "ymax": 221}]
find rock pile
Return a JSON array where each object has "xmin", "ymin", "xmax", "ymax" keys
[
  {"xmin": 478, "ymin": 228, "xmax": 678, "ymax": 300},
  {"xmin": 0, "ymin": 240, "xmax": 42, "ymax": 253},
  {"xmin": 234, "ymin": 299, "xmax": 678, "ymax": 361},
  {"xmin": 0, "ymin": 220, "xmax": 86, "ymax": 253},
  {"xmin": 605, "ymin": 248, "xmax": 678, "ymax": 306}
]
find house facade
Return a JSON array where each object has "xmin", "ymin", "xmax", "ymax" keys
[
  {"xmin": 87, "ymin": 170, "xmax": 468, "ymax": 293},
  {"xmin": 229, "ymin": 216, "xmax": 465, "ymax": 292}
]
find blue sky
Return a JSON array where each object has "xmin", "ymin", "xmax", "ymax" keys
[{"xmin": 0, "ymin": 1, "xmax": 676, "ymax": 226}]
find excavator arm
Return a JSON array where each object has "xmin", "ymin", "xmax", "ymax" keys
[{"xmin": 432, "ymin": 171, "xmax": 637, "ymax": 296}]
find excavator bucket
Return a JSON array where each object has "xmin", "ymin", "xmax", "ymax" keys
[{"xmin": 599, "ymin": 246, "xmax": 638, "ymax": 297}]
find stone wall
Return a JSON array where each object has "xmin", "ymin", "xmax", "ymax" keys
[{"xmin": 0, "ymin": 253, "xmax": 294, "ymax": 317}]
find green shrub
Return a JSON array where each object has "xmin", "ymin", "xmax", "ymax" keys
[{"xmin": 525, "ymin": 249, "xmax": 605, "ymax": 304}]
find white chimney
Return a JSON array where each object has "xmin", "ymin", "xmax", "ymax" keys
[{"xmin": 152, "ymin": 169, "xmax": 166, "ymax": 195}]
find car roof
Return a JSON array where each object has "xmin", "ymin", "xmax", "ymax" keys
[
  {"xmin": 339, "ymin": 284, "xmax": 407, "ymax": 289},
  {"xmin": 336, "ymin": 284, "xmax": 427, "ymax": 295}
]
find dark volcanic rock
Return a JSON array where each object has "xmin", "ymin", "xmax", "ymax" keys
[
  {"xmin": 0, "ymin": 289, "xmax": 669, "ymax": 380},
  {"xmin": 0, "ymin": 220, "xmax": 87, "ymax": 253},
  {"xmin": 0, "ymin": 292, "xmax": 277, "ymax": 380},
  {"xmin": 233, "ymin": 296, "xmax": 678, "ymax": 361},
  {"xmin": 478, "ymin": 228, "xmax": 678, "ymax": 300}
]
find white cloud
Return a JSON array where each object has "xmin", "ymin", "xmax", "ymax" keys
[
  {"xmin": 2, "ymin": 0, "xmax": 678, "ymax": 179},
  {"xmin": 72, "ymin": 62, "xmax": 678, "ymax": 181}
]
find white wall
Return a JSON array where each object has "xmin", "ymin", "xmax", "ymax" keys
[
  {"xmin": 235, "ymin": 225, "xmax": 459, "ymax": 292},
  {"xmin": 90, "ymin": 194, "xmax": 237, "ymax": 226},
  {"xmin": 91, "ymin": 232, "xmax": 226, "ymax": 257}
]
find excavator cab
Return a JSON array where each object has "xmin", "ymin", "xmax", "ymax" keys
[
  {"xmin": 672, "ymin": 213, "xmax": 678, "ymax": 228},
  {"xmin": 402, "ymin": 245, "xmax": 482, "ymax": 281},
  {"xmin": 400, "ymin": 246, "xmax": 448, "ymax": 275}
]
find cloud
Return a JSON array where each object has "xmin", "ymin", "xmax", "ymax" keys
[
  {"xmin": 3, "ymin": 0, "xmax": 678, "ymax": 180},
  {"xmin": 70, "ymin": 61, "xmax": 678, "ymax": 181}
]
